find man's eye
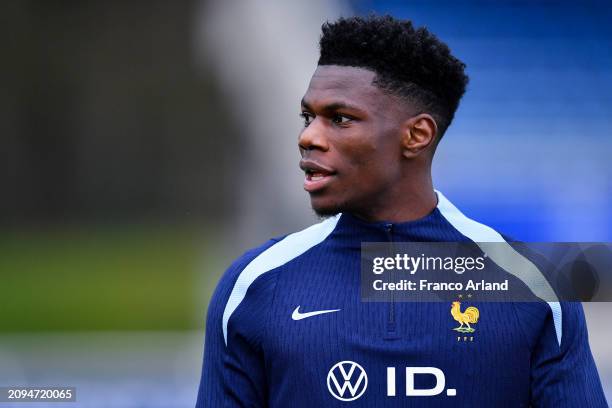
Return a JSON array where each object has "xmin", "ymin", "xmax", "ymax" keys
[
  {"xmin": 332, "ymin": 114, "xmax": 351, "ymax": 125},
  {"xmin": 299, "ymin": 112, "xmax": 313, "ymax": 126}
]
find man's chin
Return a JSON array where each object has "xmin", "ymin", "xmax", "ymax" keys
[{"xmin": 310, "ymin": 199, "xmax": 342, "ymax": 219}]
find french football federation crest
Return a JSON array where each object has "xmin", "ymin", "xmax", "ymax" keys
[{"xmin": 451, "ymin": 301, "xmax": 480, "ymax": 333}]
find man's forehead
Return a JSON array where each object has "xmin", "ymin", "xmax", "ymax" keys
[
  {"xmin": 306, "ymin": 65, "xmax": 378, "ymax": 93},
  {"xmin": 303, "ymin": 65, "xmax": 387, "ymax": 107}
]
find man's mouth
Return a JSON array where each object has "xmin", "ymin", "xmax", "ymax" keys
[{"xmin": 300, "ymin": 160, "xmax": 336, "ymax": 193}]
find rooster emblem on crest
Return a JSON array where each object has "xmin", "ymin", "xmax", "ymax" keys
[{"xmin": 451, "ymin": 301, "xmax": 480, "ymax": 333}]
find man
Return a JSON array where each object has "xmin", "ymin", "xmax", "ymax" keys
[{"xmin": 196, "ymin": 15, "xmax": 607, "ymax": 407}]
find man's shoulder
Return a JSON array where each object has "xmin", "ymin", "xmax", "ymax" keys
[
  {"xmin": 206, "ymin": 237, "xmax": 286, "ymax": 345},
  {"xmin": 214, "ymin": 215, "xmax": 342, "ymax": 304},
  {"xmin": 223, "ymin": 215, "xmax": 342, "ymax": 280},
  {"xmin": 211, "ymin": 216, "xmax": 342, "ymax": 345}
]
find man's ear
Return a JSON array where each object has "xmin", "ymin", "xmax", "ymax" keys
[{"xmin": 401, "ymin": 114, "xmax": 438, "ymax": 158}]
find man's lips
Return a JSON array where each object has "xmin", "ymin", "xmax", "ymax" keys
[{"xmin": 299, "ymin": 159, "xmax": 337, "ymax": 193}]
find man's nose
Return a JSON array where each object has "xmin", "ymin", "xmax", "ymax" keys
[{"xmin": 298, "ymin": 119, "xmax": 330, "ymax": 153}]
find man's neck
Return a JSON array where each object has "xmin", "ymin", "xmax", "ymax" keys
[{"xmin": 351, "ymin": 180, "xmax": 437, "ymax": 224}]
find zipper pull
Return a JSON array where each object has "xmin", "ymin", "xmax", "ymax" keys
[{"xmin": 384, "ymin": 223, "xmax": 393, "ymax": 241}]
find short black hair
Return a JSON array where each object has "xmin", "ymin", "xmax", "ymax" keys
[{"xmin": 318, "ymin": 15, "xmax": 469, "ymax": 139}]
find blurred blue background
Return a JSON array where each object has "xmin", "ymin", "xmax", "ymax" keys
[{"xmin": 1, "ymin": 0, "xmax": 610, "ymax": 406}]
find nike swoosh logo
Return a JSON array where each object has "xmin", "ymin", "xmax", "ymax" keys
[{"xmin": 291, "ymin": 305, "xmax": 341, "ymax": 321}]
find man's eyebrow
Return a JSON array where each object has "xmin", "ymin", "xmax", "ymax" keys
[{"xmin": 301, "ymin": 98, "xmax": 366, "ymax": 114}]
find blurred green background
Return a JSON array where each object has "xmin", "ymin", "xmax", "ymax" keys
[{"xmin": 0, "ymin": 225, "xmax": 223, "ymax": 332}]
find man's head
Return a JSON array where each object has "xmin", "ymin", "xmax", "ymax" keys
[{"xmin": 299, "ymin": 15, "xmax": 468, "ymax": 219}]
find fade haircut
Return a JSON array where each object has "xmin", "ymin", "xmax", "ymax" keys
[{"xmin": 318, "ymin": 15, "xmax": 469, "ymax": 139}]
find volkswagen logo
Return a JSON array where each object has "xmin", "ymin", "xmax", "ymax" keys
[{"xmin": 327, "ymin": 361, "xmax": 368, "ymax": 401}]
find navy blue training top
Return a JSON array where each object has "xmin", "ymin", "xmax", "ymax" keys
[{"xmin": 196, "ymin": 191, "xmax": 607, "ymax": 407}]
